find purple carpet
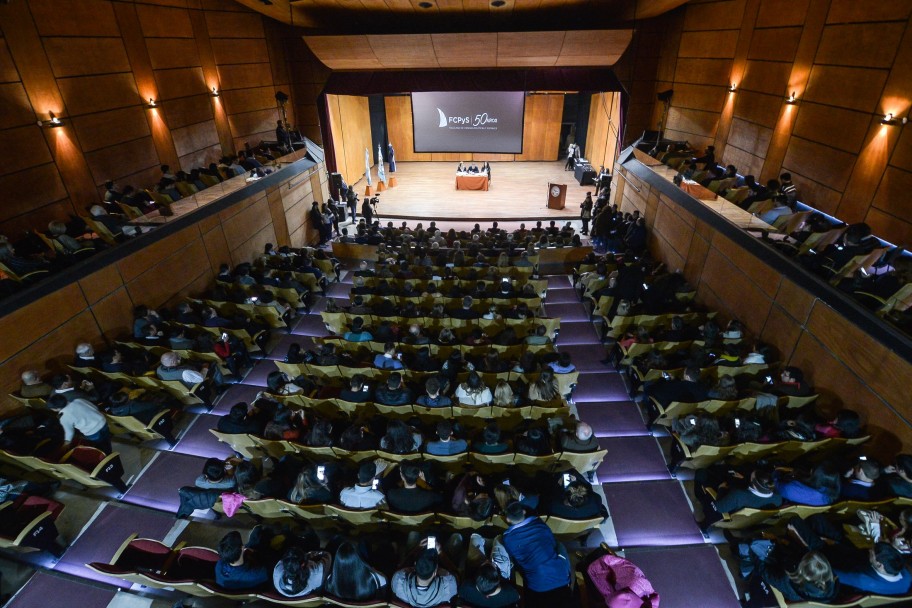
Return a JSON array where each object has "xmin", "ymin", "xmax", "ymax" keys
[
  {"xmin": 601, "ymin": 480, "xmax": 703, "ymax": 547},
  {"xmin": 242, "ymin": 360, "xmax": 276, "ymax": 387},
  {"xmin": 573, "ymin": 371, "xmax": 630, "ymax": 402},
  {"xmin": 555, "ymin": 345, "xmax": 609, "ymax": 371},
  {"xmin": 577, "ymin": 402, "xmax": 648, "ymax": 437},
  {"xmin": 327, "ymin": 282, "xmax": 350, "ymax": 298},
  {"xmin": 211, "ymin": 383, "xmax": 263, "ymax": 415},
  {"xmin": 545, "ymin": 287, "xmax": 580, "ymax": 304},
  {"xmin": 544, "ymin": 302, "xmax": 589, "ymax": 322},
  {"xmin": 264, "ymin": 335, "xmax": 315, "ymax": 360},
  {"xmin": 596, "ymin": 436, "xmax": 670, "ymax": 482},
  {"xmin": 547, "ymin": 275, "xmax": 572, "ymax": 288},
  {"xmin": 122, "ymin": 452, "xmax": 207, "ymax": 513},
  {"xmin": 9, "ymin": 572, "xmax": 116, "ymax": 608},
  {"xmin": 292, "ymin": 314, "xmax": 330, "ymax": 336},
  {"xmin": 173, "ymin": 414, "xmax": 235, "ymax": 459},
  {"xmin": 556, "ymin": 321, "xmax": 601, "ymax": 345},
  {"xmin": 625, "ymin": 545, "xmax": 740, "ymax": 608},
  {"xmin": 54, "ymin": 503, "xmax": 175, "ymax": 585}
]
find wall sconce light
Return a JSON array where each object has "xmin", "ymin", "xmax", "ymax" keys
[
  {"xmin": 211, "ymin": 87, "xmax": 220, "ymax": 97},
  {"xmin": 785, "ymin": 91, "xmax": 797, "ymax": 104},
  {"xmin": 728, "ymin": 83, "xmax": 737, "ymax": 93},
  {"xmin": 147, "ymin": 98, "xmax": 158, "ymax": 108},
  {"xmin": 38, "ymin": 111, "xmax": 64, "ymax": 128}
]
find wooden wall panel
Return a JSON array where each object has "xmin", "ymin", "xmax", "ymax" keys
[
  {"xmin": 0, "ymin": 126, "xmax": 54, "ymax": 177},
  {"xmin": 617, "ymin": 164, "xmax": 912, "ymax": 452},
  {"xmin": 57, "ymin": 73, "xmax": 141, "ymax": 116},
  {"xmin": 0, "ymin": 83, "xmax": 38, "ymax": 130},
  {"xmin": 83, "ymin": 136, "xmax": 160, "ymax": 185},
  {"xmin": 44, "ymin": 37, "xmax": 132, "ymax": 78},
  {"xmin": 135, "ymin": 4, "xmax": 194, "ymax": 38},
  {"xmin": 146, "ymin": 38, "xmax": 202, "ymax": 70},
  {"xmin": 71, "ymin": 106, "xmax": 151, "ymax": 153},
  {"xmin": 0, "ymin": 0, "xmax": 325, "ymax": 240},
  {"xmin": 29, "ymin": 0, "xmax": 120, "ymax": 36},
  {"xmin": 385, "ymin": 95, "xmax": 431, "ymax": 162},
  {"xmin": 155, "ymin": 67, "xmax": 206, "ymax": 100},
  {"xmin": 746, "ymin": 26, "xmax": 801, "ymax": 62},
  {"xmin": 624, "ymin": 0, "xmax": 912, "ymax": 251},
  {"xmin": 791, "ymin": 103, "xmax": 870, "ymax": 154},
  {"xmin": 803, "ymin": 65, "xmax": 888, "ymax": 113}
]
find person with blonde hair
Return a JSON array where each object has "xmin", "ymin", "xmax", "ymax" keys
[
  {"xmin": 492, "ymin": 380, "xmax": 519, "ymax": 407},
  {"xmin": 760, "ymin": 551, "xmax": 836, "ymax": 602}
]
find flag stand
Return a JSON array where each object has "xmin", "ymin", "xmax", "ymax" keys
[
  {"xmin": 364, "ymin": 185, "xmax": 373, "ymax": 196},
  {"xmin": 377, "ymin": 181, "xmax": 387, "ymax": 192},
  {"xmin": 389, "ymin": 176, "xmax": 398, "ymax": 187}
]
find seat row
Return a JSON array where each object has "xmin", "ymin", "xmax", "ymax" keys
[
  {"xmin": 209, "ymin": 497, "xmax": 604, "ymax": 538},
  {"xmin": 86, "ymin": 533, "xmax": 448, "ymax": 607},
  {"xmin": 668, "ymin": 432, "xmax": 869, "ymax": 472},
  {"xmin": 320, "ymin": 312, "xmax": 560, "ymax": 337},
  {"xmin": 211, "ymin": 429, "xmax": 605, "ymax": 473},
  {"xmin": 311, "ymin": 337, "xmax": 556, "ymax": 358},
  {"xmin": 0, "ymin": 445, "xmax": 128, "ymax": 492},
  {"xmin": 647, "ymin": 393, "xmax": 818, "ymax": 428}
]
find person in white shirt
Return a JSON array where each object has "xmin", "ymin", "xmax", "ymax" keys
[
  {"xmin": 339, "ymin": 461, "xmax": 387, "ymax": 509},
  {"xmin": 454, "ymin": 372, "xmax": 493, "ymax": 406},
  {"xmin": 47, "ymin": 394, "xmax": 111, "ymax": 453}
]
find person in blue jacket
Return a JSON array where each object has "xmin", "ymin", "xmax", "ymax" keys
[{"xmin": 499, "ymin": 502, "xmax": 573, "ymax": 608}]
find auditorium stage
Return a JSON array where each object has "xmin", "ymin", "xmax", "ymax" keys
[{"xmin": 348, "ymin": 161, "xmax": 599, "ymax": 221}]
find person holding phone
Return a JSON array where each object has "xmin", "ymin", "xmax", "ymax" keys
[
  {"xmin": 339, "ymin": 461, "xmax": 386, "ymax": 509},
  {"xmin": 391, "ymin": 547, "xmax": 458, "ymax": 608}
]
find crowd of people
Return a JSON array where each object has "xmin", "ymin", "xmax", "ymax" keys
[{"xmin": 0, "ymin": 146, "xmax": 285, "ymax": 298}]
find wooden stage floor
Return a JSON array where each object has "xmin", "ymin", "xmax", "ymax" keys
[{"xmin": 348, "ymin": 161, "xmax": 596, "ymax": 221}]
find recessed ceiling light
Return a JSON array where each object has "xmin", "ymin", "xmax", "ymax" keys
[
  {"xmin": 418, "ymin": 1, "xmax": 433, "ymax": 7},
  {"xmin": 491, "ymin": 0, "xmax": 506, "ymax": 6}
]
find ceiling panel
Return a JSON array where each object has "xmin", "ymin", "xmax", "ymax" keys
[{"xmin": 305, "ymin": 29, "xmax": 633, "ymax": 70}]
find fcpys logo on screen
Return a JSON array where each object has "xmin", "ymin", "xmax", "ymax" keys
[{"xmin": 436, "ymin": 108, "xmax": 499, "ymax": 129}]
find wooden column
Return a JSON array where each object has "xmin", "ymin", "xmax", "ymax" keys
[
  {"xmin": 112, "ymin": 2, "xmax": 180, "ymax": 172},
  {"xmin": 188, "ymin": 8, "xmax": 234, "ymax": 157},
  {"xmin": 759, "ymin": 0, "xmax": 832, "ymax": 181},
  {"xmin": 715, "ymin": 0, "xmax": 761, "ymax": 157}
]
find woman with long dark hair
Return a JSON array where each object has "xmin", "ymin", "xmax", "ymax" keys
[{"xmin": 324, "ymin": 542, "xmax": 387, "ymax": 600}]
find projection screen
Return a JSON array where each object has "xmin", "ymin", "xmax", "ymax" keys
[{"xmin": 411, "ymin": 91, "xmax": 525, "ymax": 153}]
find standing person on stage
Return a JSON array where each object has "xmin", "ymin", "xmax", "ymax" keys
[
  {"xmin": 565, "ymin": 143, "xmax": 576, "ymax": 170},
  {"xmin": 346, "ymin": 188, "xmax": 358, "ymax": 223},
  {"xmin": 580, "ymin": 193, "xmax": 593, "ymax": 235},
  {"xmin": 362, "ymin": 197, "xmax": 374, "ymax": 227},
  {"xmin": 276, "ymin": 120, "xmax": 291, "ymax": 153}
]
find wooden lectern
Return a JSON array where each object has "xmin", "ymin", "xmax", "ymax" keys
[{"xmin": 547, "ymin": 183, "xmax": 567, "ymax": 210}]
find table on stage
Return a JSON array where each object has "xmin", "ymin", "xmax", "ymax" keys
[{"xmin": 455, "ymin": 173, "xmax": 489, "ymax": 191}]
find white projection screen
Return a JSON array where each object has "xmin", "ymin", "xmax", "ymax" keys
[{"xmin": 411, "ymin": 91, "xmax": 525, "ymax": 153}]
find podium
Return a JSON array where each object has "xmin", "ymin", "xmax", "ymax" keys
[{"xmin": 547, "ymin": 183, "xmax": 567, "ymax": 210}]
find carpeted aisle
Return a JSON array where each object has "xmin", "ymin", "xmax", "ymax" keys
[{"xmin": 5, "ymin": 270, "xmax": 741, "ymax": 608}]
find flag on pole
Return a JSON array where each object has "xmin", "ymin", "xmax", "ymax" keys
[
  {"xmin": 364, "ymin": 148, "xmax": 372, "ymax": 186},
  {"xmin": 388, "ymin": 143, "xmax": 396, "ymax": 173},
  {"xmin": 377, "ymin": 144, "xmax": 386, "ymax": 184}
]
